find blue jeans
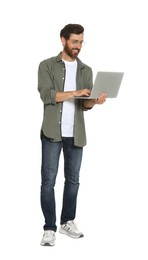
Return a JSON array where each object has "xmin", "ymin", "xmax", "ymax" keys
[{"xmin": 41, "ymin": 134, "xmax": 83, "ymax": 231}]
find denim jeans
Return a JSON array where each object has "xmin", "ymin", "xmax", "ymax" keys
[{"xmin": 41, "ymin": 134, "xmax": 83, "ymax": 231}]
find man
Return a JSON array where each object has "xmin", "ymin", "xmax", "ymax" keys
[{"xmin": 38, "ymin": 23, "xmax": 106, "ymax": 246}]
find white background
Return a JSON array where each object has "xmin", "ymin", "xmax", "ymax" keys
[{"xmin": 0, "ymin": 0, "xmax": 148, "ymax": 259}]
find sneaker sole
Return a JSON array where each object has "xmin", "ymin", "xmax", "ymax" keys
[
  {"xmin": 59, "ymin": 228, "xmax": 84, "ymax": 239},
  {"xmin": 40, "ymin": 241, "xmax": 55, "ymax": 246}
]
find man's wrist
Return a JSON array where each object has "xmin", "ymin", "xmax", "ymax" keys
[
  {"xmin": 72, "ymin": 91, "xmax": 76, "ymax": 97},
  {"xmin": 82, "ymin": 100, "xmax": 94, "ymax": 110},
  {"xmin": 84, "ymin": 100, "xmax": 95, "ymax": 108}
]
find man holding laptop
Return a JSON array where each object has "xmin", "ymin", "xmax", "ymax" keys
[{"xmin": 38, "ymin": 23, "xmax": 106, "ymax": 246}]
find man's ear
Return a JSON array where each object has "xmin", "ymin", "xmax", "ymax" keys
[{"xmin": 61, "ymin": 36, "xmax": 66, "ymax": 46}]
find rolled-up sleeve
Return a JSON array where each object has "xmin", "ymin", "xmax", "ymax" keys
[{"xmin": 38, "ymin": 61, "xmax": 56, "ymax": 105}]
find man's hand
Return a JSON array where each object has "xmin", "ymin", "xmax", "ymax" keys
[
  {"xmin": 74, "ymin": 89, "xmax": 91, "ymax": 97},
  {"xmin": 95, "ymin": 93, "xmax": 107, "ymax": 104},
  {"xmin": 83, "ymin": 93, "xmax": 107, "ymax": 108}
]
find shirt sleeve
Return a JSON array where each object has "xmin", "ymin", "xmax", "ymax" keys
[{"xmin": 38, "ymin": 60, "xmax": 56, "ymax": 105}]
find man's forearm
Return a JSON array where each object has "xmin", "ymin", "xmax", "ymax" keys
[{"xmin": 55, "ymin": 91, "xmax": 76, "ymax": 102}]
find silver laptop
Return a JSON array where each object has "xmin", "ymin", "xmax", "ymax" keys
[{"xmin": 75, "ymin": 71, "xmax": 124, "ymax": 99}]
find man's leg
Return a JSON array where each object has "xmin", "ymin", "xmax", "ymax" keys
[
  {"xmin": 60, "ymin": 137, "xmax": 83, "ymax": 224},
  {"xmin": 41, "ymin": 134, "xmax": 62, "ymax": 231}
]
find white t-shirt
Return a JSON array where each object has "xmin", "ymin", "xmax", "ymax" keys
[{"xmin": 61, "ymin": 60, "xmax": 77, "ymax": 137}]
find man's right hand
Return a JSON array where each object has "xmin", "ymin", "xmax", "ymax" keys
[{"xmin": 74, "ymin": 89, "xmax": 91, "ymax": 97}]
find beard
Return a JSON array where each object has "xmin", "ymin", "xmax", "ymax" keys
[{"xmin": 64, "ymin": 43, "xmax": 80, "ymax": 59}]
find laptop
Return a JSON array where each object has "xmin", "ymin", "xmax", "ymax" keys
[{"xmin": 74, "ymin": 71, "xmax": 124, "ymax": 99}]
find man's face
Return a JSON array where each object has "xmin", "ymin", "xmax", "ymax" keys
[{"xmin": 63, "ymin": 33, "xmax": 84, "ymax": 59}]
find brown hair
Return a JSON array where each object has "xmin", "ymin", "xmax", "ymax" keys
[{"xmin": 60, "ymin": 24, "xmax": 84, "ymax": 39}]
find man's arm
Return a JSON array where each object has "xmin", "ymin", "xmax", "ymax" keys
[{"xmin": 55, "ymin": 89, "xmax": 91, "ymax": 102}]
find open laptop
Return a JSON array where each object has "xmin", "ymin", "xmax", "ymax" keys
[{"xmin": 74, "ymin": 71, "xmax": 124, "ymax": 99}]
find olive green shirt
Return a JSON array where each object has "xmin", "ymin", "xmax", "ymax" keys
[{"xmin": 38, "ymin": 53, "xmax": 93, "ymax": 147}]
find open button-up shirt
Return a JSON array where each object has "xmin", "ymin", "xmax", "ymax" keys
[{"xmin": 38, "ymin": 53, "xmax": 93, "ymax": 147}]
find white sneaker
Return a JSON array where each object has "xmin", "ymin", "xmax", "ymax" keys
[
  {"xmin": 40, "ymin": 230, "xmax": 56, "ymax": 246},
  {"xmin": 59, "ymin": 220, "xmax": 84, "ymax": 238}
]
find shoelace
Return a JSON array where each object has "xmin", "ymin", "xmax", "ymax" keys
[{"xmin": 65, "ymin": 221, "xmax": 79, "ymax": 232}]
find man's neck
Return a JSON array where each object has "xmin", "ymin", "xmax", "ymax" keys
[{"xmin": 60, "ymin": 51, "xmax": 76, "ymax": 62}]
